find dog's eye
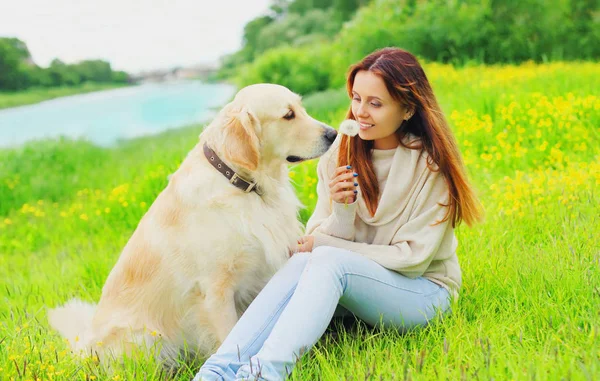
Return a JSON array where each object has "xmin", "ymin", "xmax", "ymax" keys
[{"xmin": 283, "ymin": 109, "xmax": 295, "ymax": 120}]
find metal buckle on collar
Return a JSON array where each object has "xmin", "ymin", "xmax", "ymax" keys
[{"xmin": 230, "ymin": 173, "xmax": 256, "ymax": 193}]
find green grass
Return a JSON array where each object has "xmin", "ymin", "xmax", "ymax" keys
[
  {"xmin": 0, "ymin": 82, "xmax": 128, "ymax": 110},
  {"xmin": 1, "ymin": 61, "xmax": 599, "ymax": 380}
]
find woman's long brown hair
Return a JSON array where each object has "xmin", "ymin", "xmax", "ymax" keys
[{"xmin": 338, "ymin": 47, "xmax": 483, "ymax": 227}]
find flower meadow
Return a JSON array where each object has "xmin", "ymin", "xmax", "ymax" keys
[{"xmin": 1, "ymin": 61, "xmax": 598, "ymax": 380}]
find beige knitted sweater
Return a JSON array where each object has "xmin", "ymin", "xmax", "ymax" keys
[{"xmin": 305, "ymin": 136, "xmax": 461, "ymax": 297}]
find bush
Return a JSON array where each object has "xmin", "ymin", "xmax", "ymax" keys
[
  {"xmin": 329, "ymin": 0, "xmax": 600, "ymax": 86},
  {"xmin": 234, "ymin": 45, "xmax": 332, "ymax": 95},
  {"xmin": 234, "ymin": 0, "xmax": 600, "ymax": 95}
]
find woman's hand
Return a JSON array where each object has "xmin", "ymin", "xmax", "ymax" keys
[
  {"xmin": 291, "ymin": 235, "xmax": 314, "ymax": 255},
  {"xmin": 329, "ymin": 165, "xmax": 358, "ymax": 204}
]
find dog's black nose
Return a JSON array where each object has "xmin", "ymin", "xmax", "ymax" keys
[{"xmin": 325, "ymin": 128, "xmax": 338, "ymax": 144}]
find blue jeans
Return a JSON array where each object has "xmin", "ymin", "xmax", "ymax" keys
[{"xmin": 193, "ymin": 246, "xmax": 451, "ymax": 381}]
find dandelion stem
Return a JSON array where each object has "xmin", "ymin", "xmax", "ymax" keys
[{"xmin": 345, "ymin": 136, "xmax": 351, "ymax": 206}]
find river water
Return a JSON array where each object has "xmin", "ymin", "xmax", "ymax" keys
[{"xmin": 0, "ymin": 81, "xmax": 236, "ymax": 148}]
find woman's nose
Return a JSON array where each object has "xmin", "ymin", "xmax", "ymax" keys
[{"xmin": 356, "ymin": 102, "xmax": 369, "ymax": 118}]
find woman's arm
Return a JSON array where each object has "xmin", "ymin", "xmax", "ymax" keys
[
  {"xmin": 305, "ymin": 152, "xmax": 357, "ymax": 241},
  {"xmin": 312, "ymin": 200, "xmax": 455, "ymax": 279}
]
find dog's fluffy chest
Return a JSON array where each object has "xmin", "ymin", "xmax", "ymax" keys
[
  {"xmin": 246, "ymin": 185, "xmax": 303, "ymax": 266},
  {"xmin": 165, "ymin": 164, "xmax": 304, "ymax": 284}
]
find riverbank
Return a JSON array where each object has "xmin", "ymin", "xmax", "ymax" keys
[{"xmin": 0, "ymin": 82, "xmax": 129, "ymax": 110}]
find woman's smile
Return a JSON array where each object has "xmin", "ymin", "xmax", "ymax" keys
[{"xmin": 358, "ymin": 121, "xmax": 375, "ymax": 130}]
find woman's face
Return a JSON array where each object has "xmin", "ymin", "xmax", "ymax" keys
[{"xmin": 351, "ymin": 70, "xmax": 412, "ymax": 150}]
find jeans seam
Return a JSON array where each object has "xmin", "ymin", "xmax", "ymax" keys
[
  {"xmin": 236, "ymin": 285, "xmax": 297, "ymax": 361},
  {"xmin": 341, "ymin": 271, "xmax": 443, "ymax": 297}
]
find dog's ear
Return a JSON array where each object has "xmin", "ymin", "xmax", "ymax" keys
[{"xmin": 222, "ymin": 106, "xmax": 260, "ymax": 171}]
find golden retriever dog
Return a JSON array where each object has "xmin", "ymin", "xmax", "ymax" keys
[{"xmin": 48, "ymin": 83, "xmax": 338, "ymax": 368}]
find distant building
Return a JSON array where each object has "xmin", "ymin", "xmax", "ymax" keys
[
  {"xmin": 132, "ymin": 63, "xmax": 218, "ymax": 83},
  {"xmin": 174, "ymin": 64, "xmax": 217, "ymax": 80}
]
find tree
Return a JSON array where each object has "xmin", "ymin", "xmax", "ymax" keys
[
  {"xmin": 270, "ymin": 0, "xmax": 291, "ymax": 17},
  {"xmin": 73, "ymin": 60, "xmax": 113, "ymax": 82},
  {"xmin": 3, "ymin": 37, "xmax": 32, "ymax": 61},
  {"xmin": 47, "ymin": 59, "xmax": 80, "ymax": 86},
  {"xmin": 332, "ymin": 0, "xmax": 364, "ymax": 21},
  {"xmin": 0, "ymin": 38, "xmax": 30, "ymax": 90},
  {"xmin": 243, "ymin": 15, "xmax": 275, "ymax": 57},
  {"xmin": 288, "ymin": 0, "xmax": 334, "ymax": 14},
  {"xmin": 255, "ymin": 8, "xmax": 343, "ymax": 53}
]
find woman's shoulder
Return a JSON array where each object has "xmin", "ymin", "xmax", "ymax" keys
[{"xmin": 400, "ymin": 133, "xmax": 442, "ymax": 172}]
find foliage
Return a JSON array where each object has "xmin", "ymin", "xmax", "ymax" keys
[
  {"xmin": 214, "ymin": 0, "xmax": 365, "ymax": 80},
  {"xmin": 255, "ymin": 8, "xmax": 343, "ymax": 53},
  {"xmin": 228, "ymin": 0, "xmax": 600, "ymax": 94},
  {"xmin": 234, "ymin": 44, "xmax": 333, "ymax": 94},
  {"xmin": 0, "ymin": 38, "xmax": 130, "ymax": 91},
  {"xmin": 0, "ymin": 38, "xmax": 30, "ymax": 90}
]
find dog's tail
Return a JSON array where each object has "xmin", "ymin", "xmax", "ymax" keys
[{"xmin": 48, "ymin": 299, "xmax": 97, "ymax": 354}]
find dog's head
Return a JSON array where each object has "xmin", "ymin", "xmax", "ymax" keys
[{"xmin": 212, "ymin": 84, "xmax": 337, "ymax": 171}]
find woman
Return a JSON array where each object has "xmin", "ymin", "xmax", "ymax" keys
[{"xmin": 194, "ymin": 47, "xmax": 482, "ymax": 381}]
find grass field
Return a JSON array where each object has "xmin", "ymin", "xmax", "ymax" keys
[
  {"xmin": 1, "ymin": 61, "xmax": 599, "ymax": 380},
  {"xmin": 0, "ymin": 83, "xmax": 128, "ymax": 110}
]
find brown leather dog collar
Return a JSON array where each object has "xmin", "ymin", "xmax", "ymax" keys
[{"xmin": 203, "ymin": 142, "xmax": 263, "ymax": 195}]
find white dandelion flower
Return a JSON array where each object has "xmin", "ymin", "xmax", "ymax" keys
[{"xmin": 339, "ymin": 119, "xmax": 360, "ymax": 137}]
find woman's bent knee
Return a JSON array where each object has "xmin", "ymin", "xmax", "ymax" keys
[
  {"xmin": 307, "ymin": 246, "xmax": 352, "ymax": 274},
  {"xmin": 285, "ymin": 251, "xmax": 311, "ymax": 271}
]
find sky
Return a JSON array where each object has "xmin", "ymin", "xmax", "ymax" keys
[{"xmin": 0, "ymin": 0, "xmax": 273, "ymax": 74}]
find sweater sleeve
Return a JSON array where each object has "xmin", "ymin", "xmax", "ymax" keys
[
  {"xmin": 312, "ymin": 194, "xmax": 452, "ymax": 279},
  {"xmin": 304, "ymin": 151, "xmax": 357, "ymax": 241}
]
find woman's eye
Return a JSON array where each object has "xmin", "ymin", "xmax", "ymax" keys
[
  {"xmin": 284, "ymin": 110, "xmax": 295, "ymax": 120},
  {"xmin": 371, "ymin": 103, "xmax": 381, "ymax": 107},
  {"xmin": 352, "ymin": 97, "xmax": 360, "ymax": 102}
]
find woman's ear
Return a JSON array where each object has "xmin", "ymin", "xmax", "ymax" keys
[{"xmin": 222, "ymin": 106, "xmax": 260, "ymax": 171}]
